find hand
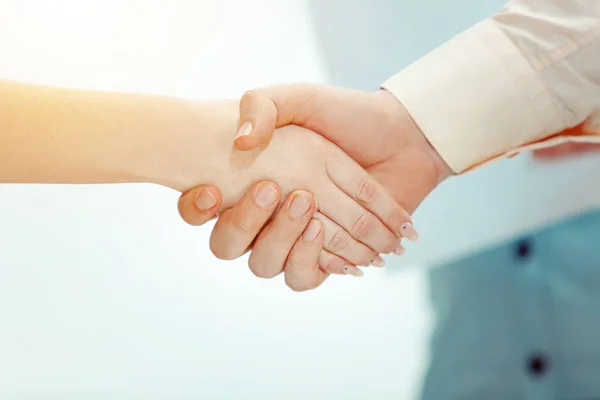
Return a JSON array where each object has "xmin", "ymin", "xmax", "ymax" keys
[
  {"xmin": 179, "ymin": 84, "xmax": 454, "ymax": 290},
  {"xmin": 174, "ymin": 102, "xmax": 413, "ymax": 290},
  {"xmin": 179, "ymin": 182, "xmax": 378, "ymax": 287},
  {"xmin": 234, "ymin": 84, "xmax": 453, "ymax": 213}
]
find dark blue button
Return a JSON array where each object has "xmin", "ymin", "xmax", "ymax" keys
[
  {"xmin": 527, "ymin": 353, "xmax": 550, "ymax": 377},
  {"xmin": 515, "ymin": 239, "xmax": 533, "ymax": 260}
]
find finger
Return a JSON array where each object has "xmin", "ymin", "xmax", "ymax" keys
[
  {"xmin": 317, "ymin": 181, "xmax": 399, "ymax": 255},
  {"xmin": 326, "ymin": 154, "xmax": 418, "ymax": 241},
  {"xmin": 284, "ymin": 219, "xmax": 329, "ymax": 292},
  {"xmin": 313, "ymin": 212, "xmax": 381, "ymax": 267},
  {"xmin": 209, "ymin": 181, "xmax": 280, "ymax": 260},
  {"xmin": 177, "ymin": 185, "xmax": 222, "ymax": 226},
  {"xmin": 248, "ymin": 190, "xmax": 315, "ymax": 278},
  {"xmin": 234, "ymin": 84, "xmax": 334, "ymax": 151},
  {"xmin": 234, "ymin": 90, "xmax": 277, "ymax": 150},
  {"xmin": 318, "ymin": 249, "xmax": 364, "ymax": 277}
]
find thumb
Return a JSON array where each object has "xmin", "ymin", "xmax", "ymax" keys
[{"xmin": 234, "ymin": 83, "xmax": 332, "ymax": 151}]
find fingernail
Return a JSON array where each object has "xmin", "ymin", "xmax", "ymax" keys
[
  {"xmin": 195, "ymin": 189, "xmax": 217, "ymax": 210},
  {"xmin": 370, "ymin": 255, "xmax": 386, "ymax": 267},
  {"xmin": 255, "ymin": 184, "xmax": 278, "ymax": 209},
  {"xmin": 394, "ymin": 243, "xmax": 406, "ymax": 256},
  {"xmin": 343, "ymin": 265, "xmax": 364, "ymax": 277},
  {"xmin": 289, "ymin": 193, "xmax": 311, "ymax": 219},
  {"xmin": 234, "ymin": 121, "xmax": 253, "ymax": 140},
  {"xmin": 303, "ymin": 220, "xmax": 322, "ymax": 242},
  {"xmin": 400, "ymin": 222, "xmax": 419, "ymax": 241}
]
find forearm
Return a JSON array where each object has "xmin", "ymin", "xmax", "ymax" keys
[{"xmin": 0, "ymin": 80, "xmax": 232, "ymax": 190}]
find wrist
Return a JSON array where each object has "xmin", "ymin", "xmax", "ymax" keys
[
  {"xmin": 407, "ymin": 110, "xmax": 455, "ymax": 185},
  {"xmin": 134, "ymin": 98, "xmax": 239, "ymax": 192},
  {"xmin": 376, "ymin": 89, "xmax": 454, "ymax": 184}
]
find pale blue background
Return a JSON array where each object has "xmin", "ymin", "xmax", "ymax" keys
[{"xmin": 1, "ymin": 0, "xmax": 598, "ymax": 399}]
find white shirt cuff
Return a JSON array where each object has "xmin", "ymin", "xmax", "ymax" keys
[{"xmin": 382, "ymin": 20, "xmax": 565, "ymax": 173}]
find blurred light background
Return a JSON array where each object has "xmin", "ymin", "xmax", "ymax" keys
[{"xmin": 1, "ymin": 0, "xmax": 600, "ymax": 399}]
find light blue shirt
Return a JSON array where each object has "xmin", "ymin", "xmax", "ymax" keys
[{"xmin": 422, "ymin": 209, "xmax": 600, "ymax": 400}]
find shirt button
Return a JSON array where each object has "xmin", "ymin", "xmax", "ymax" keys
[
  {"xmin": 527, "ymin": 354, "xmax": 550, "ymax": 377},
  {"xmin": 515, "ymin": 238, "xmax": 533, "ymax": 260}
]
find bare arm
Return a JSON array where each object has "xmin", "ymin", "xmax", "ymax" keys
[
  {"xmin": 0, "ymin": 80, "xmax": 409, "ymax": 278},
  {"xmin": 0, "ymin": 79, "xmax": 226, "ymax": 190}
]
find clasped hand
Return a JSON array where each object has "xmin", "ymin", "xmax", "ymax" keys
[{"xmin": 178, "ymin": 84, "xmax": 453, "ymax": 291}]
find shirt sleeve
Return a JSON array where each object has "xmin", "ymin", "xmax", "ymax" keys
[{"xmin": 381, "ymin": 0, "xmax": 600, "ymax": 173}]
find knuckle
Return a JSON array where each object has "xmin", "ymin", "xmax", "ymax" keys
[
  {"xmin": 352, "ymin": 214, "xmax": 373, "ymax": 240},
  {"xmin": 284, "ymin": 254, "xmax": 303, "ymax": 271},
  {"xmin": 209, "ymin": 210, "xmax": 256, "ymax": 261},
  {"xmin": 357, "ymin": 178, "xmax": 377, "ymax": 203},
  {"xmin": 240, "ymin": 90, "xmax": 269, "ymax": 115},
  {"xmin": 240, "ymin": 89, "xmax": 259, "ymax": 106},
  {"xmin": 229, "ymin": 210, "xmax": 255, "ymax": 237},
  {"xmin": 328, "ymin": 229, "xmax": 350, "ymax": 252}
]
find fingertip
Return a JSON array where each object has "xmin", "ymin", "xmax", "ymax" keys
[
  {"xmin": 237, "ymin": 89, "xmax": 278, "ymax": 150},
  {"xmin": 233, "ymin": 133, "xmax": 267, "ymax": 151},
  {"xmin": 196, "ymin": 186, "xmax": 221, "ymax": 209},
  {"xmin": 233, "ymin": 117, "xmax": 277, "ymax": 151},
  {"xmin": 302, "ymin": 219, "xmax": 323, "ymax": 242},
  {"xmin": 251, "ymin": 181, "xmax": 281, "ymax": 210},
  {"xmin": 288, "ymin": 190, "xmax": 316, "ymax": 220},
  {"xmin": 178, "ymin": 185, "xmax": 222, "ymax": 226}
]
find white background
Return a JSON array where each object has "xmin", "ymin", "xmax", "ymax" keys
[
  {"xmin": 0, "ymin": 1, "xmax": 433, "ymax": 398},
  {"xmin": 3, "ymin": 0, "xmax": 599, "ymax": 398}
]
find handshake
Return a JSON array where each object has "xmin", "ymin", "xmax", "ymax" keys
[
  {"xmin": 0, "ymin": 79, "xmax": 454, "ymax": 292},
  {"xmin": 175, "ymin": 83, "xmax": 454, "ymax": 291},
  {"xmin": 2, "ymin": 79, "xmax": 590, "ymax": 291}
]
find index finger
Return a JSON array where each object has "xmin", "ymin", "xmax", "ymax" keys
[{"xmin": 325, "ymin": 154, "xmax": 418, "ymax": 241}]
